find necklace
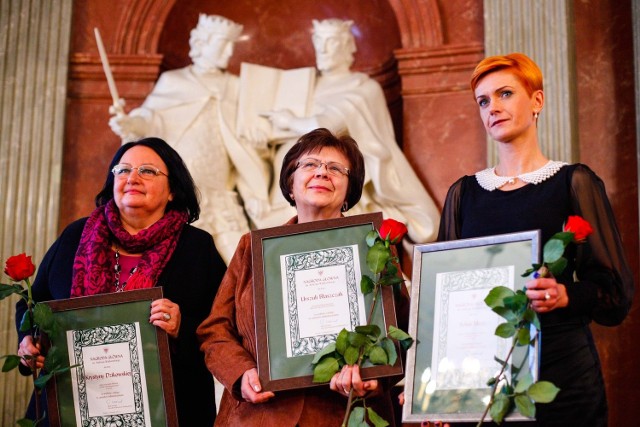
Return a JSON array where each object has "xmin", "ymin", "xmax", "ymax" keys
[
  {"xmin": 475, "ymin": 160, "xmax": 568, "ymax": 191},
  {"xmin": 114, "ymin": 245, "xmax": 139, "ymax": 292}
]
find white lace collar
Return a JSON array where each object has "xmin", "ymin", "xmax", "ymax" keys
[{"xmin": 475, "ymin": 160, "xmax": 568, "ymax": 191}]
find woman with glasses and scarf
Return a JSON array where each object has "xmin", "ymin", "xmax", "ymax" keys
[
  {"xmin": 197, "ymin": 127, "xmax": 410, "ymax": 426},
  {"xmin": 15, "ymin": 137, "xmax": 226, "ymax": 426}
]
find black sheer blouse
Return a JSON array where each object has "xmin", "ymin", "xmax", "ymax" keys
[{"xmin": 437, "ymin": 163, "xmax": 634, "ymax": 327}]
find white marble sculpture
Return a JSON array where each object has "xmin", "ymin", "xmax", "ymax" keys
[
  {"xmin": 260, "ymin": 18, "xmax": 440, "ymax": 244},
  {"xmin": 109, "ymin": 14, "xmax": 269, "ymax": 264}
]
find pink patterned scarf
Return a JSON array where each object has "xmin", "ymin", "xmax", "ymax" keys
[{"xmin": 70, "ymin": 200, "xmax": 188, "ymax": 296}]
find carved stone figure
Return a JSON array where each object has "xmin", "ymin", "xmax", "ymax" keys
[
  {"xmin": 109, "ymin": 14, "xmax": 269, "ymax": 264},
  {"xmin": 262, "ymin": 18, "xmax": 440, "ymax": 244}
]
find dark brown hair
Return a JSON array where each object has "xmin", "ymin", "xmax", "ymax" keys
[{"xmin": 279, "ymin": 128, "xmax": 365, "ymax": 211}]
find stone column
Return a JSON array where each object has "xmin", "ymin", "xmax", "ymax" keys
[
  {"xmin": 0, "ymin": 0, "xmax": 72, "ymax": 424},
  {"xmin": 483, "ymin": 0, "xmax": 577, "ymax": 164}
]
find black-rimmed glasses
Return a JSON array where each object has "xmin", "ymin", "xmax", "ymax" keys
[{"xmin": 111, "ymin": 163, "xmax": 168, "ymax": 180}]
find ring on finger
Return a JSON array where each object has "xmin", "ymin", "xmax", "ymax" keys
[
  {"xmin": 544, "ymin": 291, "xmax": 550, "ymax": 301},
  {"xmin": 163, "ymin": 312, "xmax": 171, "ymax": 321}
]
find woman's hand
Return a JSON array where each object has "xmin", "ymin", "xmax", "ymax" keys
[
  {"xmin": 330, "ymin": 364, "xmax": 379, "ymax": 398},
  {"xmin": 17, "ymin": 335, "xmax": 44, "ymax": 370},
  {"xmin": 525, "ymin": 277, "xmax": 568, "ymax": 313},
  {"xmin": 150, "ymin": 298, "xmax": 181, "ymax": 338},
  {"xmin": 240, "ymin": 368, "xmax": 275, "ymax": 403}
]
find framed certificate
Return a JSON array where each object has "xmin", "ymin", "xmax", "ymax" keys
[
  {"xmin": 252, "ymin": 212, "xmax": 404, "ymax": 391},
  {"xmin": 44, "ymin": 287, "xmax": 178, "ymax": 427},
  {"xmin": 403, "ymin": 230, "xmax": 541, "ymax": 423}
]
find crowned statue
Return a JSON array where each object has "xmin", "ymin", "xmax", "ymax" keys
[
  {"xmin": 109, "ymin": 14, "xmax": 270, "ymax": 264},
  {"xmin": 257, "ymin": 18, "xmax": 440, "ymax": 245}
]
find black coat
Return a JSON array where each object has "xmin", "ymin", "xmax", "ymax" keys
[{"xmin": 16, "ymin": 217, "xmax": 227, "ymax": 427}]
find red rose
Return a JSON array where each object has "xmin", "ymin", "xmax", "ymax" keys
[
  {"xmin": 379, "ymin": 218, "xmax": 408, "ymax": 244},
  {"xmin": 4, "ymin": 253, "xmax": 36, "ymax": 282},
  {"xmin": 563, "ymin": 215, "xmax": 593, "ymax": 243}
]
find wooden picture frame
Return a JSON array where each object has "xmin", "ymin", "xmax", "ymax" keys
[
  {"xmin": 252, "ymin": 212, "xmax": 404, "ymax": 391},
  {"xmin": 44, "ymin": 287, "xmax": 178, "ymax": 427}
]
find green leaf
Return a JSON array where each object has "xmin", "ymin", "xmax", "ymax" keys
[
  {"xmin": 34, "ymin": 303, "xmax": 56, "ymax": 335},
  {"xmin": 514, "ymin": 372, "xmax": 534, "ymax": 393},
  {"xmin": 366, "ymin": 241, "xmax": 390, "ymax": 274},
  {"xmin": 380, "ymin": 337, "xmax": 397, "ymax": 365},
  {"xmin": 516, "ymin": 327, "xmax": 531, "ymax": 346},
  {"xmin": 547, "ymin": 257, "xmax": 568, "ymax": 277},
  {"xmin": 347, "ymin": 406, "xmax": 367, "ymax": 427},
  {"xmin": 542, "ymin": 238, "xmax": 566, "ymax": 264},
  {"xmin": 365, "ymin": 230, "xmax": 379, "ymax": 247},
  {"xmin": 387, "ymin": 325, "xmax": 411, "ymax": 341},
  {"xmin": 0, "ymin": 282, "xmax": 24, "ymax": 299},
  {"xmin": 312, "ymin": 356, "xmax": 339, "ymax": 383},
  {"xmin": 311, "ymin": 342, "xmax": 336, "ymax": 364},
  {"xmin": 344, "ymin": 346, "xmax": 360, "ymax": 365},
  {"xmin": 383, "ymin": 261, "xmax": 398, "ymax": 277},
  {"xmin": 495, "ymin": 322, "xmax": 516, "ymax": 338},
  {"xmin": 367, "ymin": 407, "xmax": 390, "ymax": 427},
  {"xmin": 19, "ymin": 311, "xmax": 32, "ymax": 333},
  {"xmin": 360, "ymin": 275, "xmax": 375, "ymax": 294},
  {"xmin": 492, "ymin": 306, "xmax": 517, "ymax": 322},
  {"xmin": 523, "ymin": 308, "xmax": 540, "ymax": 330},
  {"xmin": 368, "ymin": 345, "xmax": 388, "ymax": 365},
  {"xmin": 348, "ymin": 331, "xmax": 369, "ymax": 348},
  {"xmin": 1, "ymin": 355, "xmax": 21, "ymax": 372},
  {"xmin": 384, "ymin": 257, "xmax": 398, "ymax": 276},
  {"xmin": 45, "ymin": 346, "xmax": 68, "ymax": 372},
  {"xmin": 522, "ymin": 308, "xmax": 536, "ymax": 324},
  {"xmin": 527, "ymin": 381, "xmax": 560, "ymax": 403},
  {"xmin": 16, "ymin": 418, "xmax": 36, "ymax": 427},
  {"xmin": 505, "ymin": 292, "xmax": 529, "ymax": 311},
  {"xmin": 399, "ymin": 336, "xmax": 414, "ymax": 351},
  {"xmin": 514, "ymin": 394, "xmax": 536, "ymax": 417},
  {"xmin": 500, "ymin": 382, "xmax": 514, "ymax": 395},
  {"xmin": 489, "ymin": 392, "xmax": 511, "ymax": 424},
  {"xmin": 387, "ymin": 325, "xmax": 414, "ymax": 351},
  {"xmin": 34, "ymin": 371, "xmax": 55, "ymax": 389},
  {"xmin": 49, "ymin": 363, "xmax": 79, "ymax": 378},
  {"xmin": 336, "ymin": 329, "xmax": 349, "ymax": 355},
  {"xmin": 521, "ymin": 267, "xmax": 536, "ymax": 278},
  {"xmin": 379, "ymin": 274, "xmax": 403, "ymax": 287},
  {"xmin": 551, "ymin": 231, "xmax": 574, "ymax": 245},
  {"xmin": 493, "ymin": 355, "xmax": 506, "ymax": 365},
  {"xmin": 522, "ymin": 264, "xmax": 542, "ymax": 277},
  {"xmin": 485, "ymin": 286, "xmax": 515, "ymax": 309},
  {"xmin": 355, "ymin": 324, "xmax": 381, "ymax": 340}
]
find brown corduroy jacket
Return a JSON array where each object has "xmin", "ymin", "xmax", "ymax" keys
[{"xmin": 197, "ymin": 217, "xmax": 410, "ymax": 426}]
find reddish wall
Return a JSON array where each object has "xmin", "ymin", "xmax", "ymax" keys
[{"xmin": 63, "ymin": 0, "xmax": 639, "ymax": 424}]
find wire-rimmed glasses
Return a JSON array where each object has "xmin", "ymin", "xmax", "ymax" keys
[
  {"xmin": 111, "ymin": 163, "xmax": 168, "ymax": 180},
  {"xmin": 296, "ymin": 158, "xmax": 350, "ymax": 177}
]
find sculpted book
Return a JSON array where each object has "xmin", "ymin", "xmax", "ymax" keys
[{"xmin": 237, "ymin": 62, "xmax": 316, "ymax": 141}]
